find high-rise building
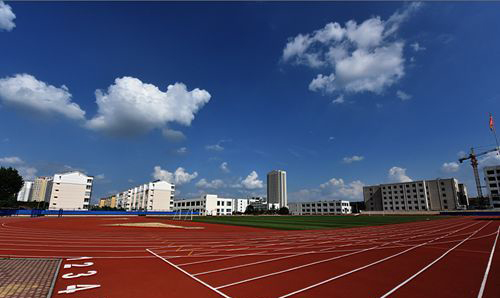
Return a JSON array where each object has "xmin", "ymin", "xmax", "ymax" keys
[
  {"xmin": 16, "ymin": 181, "xmax": 33, "ymax": 202},
  {"xmin": 48, "ymin": 171, "xmax": 93, "ymax": 210},
  {"xmin": 116, "ymin": 180, "xmax": 174, "ymax": 211},
  {"xmin": 364, "ymin": 178, "xmax": 468, "ymax": 212},
  {"xmin": 267, "ymin": 170, "xmax": 287, "ymax": 208},
  {"xmin": 484, "ymin": 165, "xmax": 500, "ymax": 208},
  {"xmin": 30, "ymin": 176, "xmax": 53, "ymax": 202}
]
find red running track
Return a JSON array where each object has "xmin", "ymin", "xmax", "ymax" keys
[{"xmin": 0, "ymin": 216, "xmax": 498, "ymax": 298}]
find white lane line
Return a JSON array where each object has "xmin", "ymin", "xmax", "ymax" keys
[
  {"xmin": 278, "ymin": 221, "xmax": 487, "ymax": 298},
  {"xmin": 379, "ymin": 221, "xmax": 492, "ymax": 298},
  {"xmin": 477, "ymin": 225, "xmax": 499, "ymax": 298},
  {"xmin": 145, "ymin": 248, "xmax": 230, "ymax": 298},
  {"xmin": 216, "ymin": 221, "xmax": 479, "ymax": 291}
]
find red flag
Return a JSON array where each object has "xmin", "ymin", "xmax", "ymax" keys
[{"xmin": 490, "ymin": 114, "xmax": 495, "ymax": 131}]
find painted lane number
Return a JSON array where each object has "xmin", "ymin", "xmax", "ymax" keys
[
  {"xmin": 58, "ymin": 257, "xmax": 101, "ymax": 295},
  {"xmin": 58, "ymin": 284, "xmax": 101, "ymax": 294}
]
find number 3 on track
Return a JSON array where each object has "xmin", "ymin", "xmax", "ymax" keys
[
  {"xmin": 62, "ymin": 271, "xmax": 97, "ymax": 279},
  {"xmin": 58, "ymin": 284, "xmax": 101, "ymax": 294}
]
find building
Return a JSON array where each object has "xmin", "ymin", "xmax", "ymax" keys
[
  {"xmin": 98, "ymin": 195, "xmax": 117, "ymax": 208},
  {"xmin": 16, "ymin": 181, "xmax": 33, "ymax": 202},
  {"xmin": 233, "ymin": 198, "xmax": 250, "ymax": 213},
  {"xmin": 48, "ymin": 171, "xmax": 93, "ymax": 210},
  {"xmin": 267, "ymin": 170, "xmax": 287, "ymax": 208},
  {"xmin": 364, "ymin": 178, "xmax": 468, "ymax": 212},
  {"xmin": 484, "ymin": 165, "xmax": 500, "ymax": 208},
  {"xmin": 116, "ymin": 180, "xmax": 174, "ymax": 211},
  {"xmin": 30, "ymin": 176, "xmax": 53, "ymax": 202},
  {"xmin": 288, "ymin": 200, "xmax": 352, "ymax": 215},
  {"xmin": 173, "ymin": 194, "xmax": 234, "ymax": 216}
]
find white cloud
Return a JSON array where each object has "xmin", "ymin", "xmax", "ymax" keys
[
  {"xmin": 18, "ymin": 166, "xmax": 37, "ymax": 180},
  {"xmin": 283, "ymin": 4, "xmax": 421, "ymax": 96},
  {"xmin": 319, "ymin": 178, "xmax": 365, "ymax": 200},
  {"xmin": 240, "ymin": 171, "xmax": 264, "ymax": 189},
  {"xmin": 205, "ymin": 144, "xmax": 224, "ymax": 152},
  {"xmin": 176, "ymin": 147, "xmax": 187, "ymax": 154},
  {"xmin": 196, "ymin": 178, "xmax": 225, "ymax": 189},
  {"xmin": 441, "ymin": 162, "xmax": 460, "ymax": 173},
  {"xmin": 342, "ymin": 155, "xmax": 364, "ymax": 163},
  {"xmin": 220, "ymin": 162, "xmax": 230, "ymax": 173},
  {"xmin": 0, "ymin": 1, "xmax": 16, "ymax": 31},
  {"xmin": 410, "ymin": 42, "xmax": 426, "ymax": 52},
  {"xmin": 329, "ymin": 136, "xmax": 335, "ymax": 141},
  {"xmin": 396, "ymin": 90, "xmax": 412, "ymax": 101},
  {"xmin": 0, "ymin": 156, "xmax": 23, "ymax": 164},
  {"xmin": 95, "ymin": 174, "xmax": 105, "ymax": 180},
  {"xmin": 0, "ymin": 74, "xmax": 86, "ymax": 120},
  {"xmin": 162, "ymin": 128, "xmax": 186, "ymax": 142},
  {"xmin": 86, "ymin": 76, "xmax": 210, "ymax": 136},
  {"xmin": 152, "ymin": 166, "xmax": 198, "ymax": 185},
  {"xmin": 478, "ymin": 150, "xmax": 500, "ymax": 168},
  {"xmin": 388, "ymin": 166, "xmax": 412, "ymax": 182},
  {"xmin": 332, "ymin": 95, "xmax": 345, "ymax": 104}
]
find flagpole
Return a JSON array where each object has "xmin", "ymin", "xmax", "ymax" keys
[{"xmin": 491, "ymin": 113, "xmax": 500, "ymax": 151}]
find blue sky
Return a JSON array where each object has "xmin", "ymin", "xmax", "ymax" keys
[{"xmin": 0, "ymin": 1, "xmax": 499, "ymax": 203}]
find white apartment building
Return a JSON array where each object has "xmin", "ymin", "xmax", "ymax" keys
[
  {"xmin": 173, "ymin": 194, "xmax": 234, "ymax": 216},
  {"xmin": 16, "ymin": 181, "xmax": 33, "ymax": 202},
  {"xmin": 116, "ymin": 180, "xmax": 175, "ymax": 211},
  {"xmin": 288, "ymin": 200, "xmax": 352, "ymax": 215},
  {"xmin": 484, "ymin": 165, "xmax": 500, "ymax": 208},
  {"xmin": 30, "ymin": 176, "xmax": 53, "ymax": 202},
  {"xmin": 48, "ymin": 172, "xmax": 93, "ymax": 210},
  {"xmin": 233, "ymin": 198, "xmax": 250, "ymax": 213},
  {"xmin": 364, "ymin": 178, "xmax": 468, "ymax": 212},
  {"xmin": 267, "ymin": 170, "xmax": 287, "ymax": 208}
]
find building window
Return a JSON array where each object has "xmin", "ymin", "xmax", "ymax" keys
[{"xmin": 443, "ymin": 193, "xmax": 447, "ymax": 197}]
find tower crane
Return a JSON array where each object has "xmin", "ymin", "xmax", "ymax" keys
[{"xmin": 458, "ymin": 147, "xmax": 499, "ymax": 197}]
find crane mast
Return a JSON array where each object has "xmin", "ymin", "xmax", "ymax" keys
[{"xmin": 459, "ymin": 147, "xmax": 499, "ymax": 198}]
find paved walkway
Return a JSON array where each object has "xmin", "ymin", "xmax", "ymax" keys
[{"xmin": 0, "ymin": 258, "xmax": 61, "ymax": 298}]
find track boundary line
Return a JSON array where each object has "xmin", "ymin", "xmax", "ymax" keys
[
  {"xmin": 145, "ymin": 248, "xmax": 230, "ymax": 298},
  {"xmin": 277, "ymin": 221, "xmax": 488, "ymax": 298},
  {"xmin": 379, "ymin": 221, "xmax": 492, "ymax": 298},
  {"xmin": 477, "ymin": 225, "xmax": 499, "ymax": 298}
]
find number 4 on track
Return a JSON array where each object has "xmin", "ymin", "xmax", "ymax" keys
[{"xmin": 58, "ymin": 284, "xmax": 101, "ymax": 294}]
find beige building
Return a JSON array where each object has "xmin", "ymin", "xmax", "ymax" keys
[
  {"xmin": 484, "ymin": 165, "xmax": 500, "ymax": 208},
  {"xmin": 98, "ymin": 195, "xmax": 117, "ymax": 208},
  {"xmin": 116, "ymin": 180, "xmax": 174, "ymax": 211},
  {"xmin": 30, "ymin": 176, "xmax": 53, "ymax": 202},
  {"xmin": 364, "ymin": 178, "xmax": 468, "ymax": 212},
  {"xmin": 48, "ymin": 171, "xmax": 93, "ymax": 210},
  {"xmin": 267, "ymin": 170, "xmax": 287, "ymax": 208}
]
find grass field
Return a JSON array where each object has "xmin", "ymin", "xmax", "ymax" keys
[{"xmin": 192, "ymin": 215, "xmax": 447, "ymax": 230}]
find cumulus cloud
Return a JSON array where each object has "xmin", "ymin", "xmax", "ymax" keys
[
  {"xmin": 18, "ymin": 166, "xmax": 37, "ymax": 180},
  {"xmin": 396, "ymin": 90, "xmax": 412, "ymax": 101},
  {"xmin": 410, "ymin": 42, "xmax": 426, "ymax": 52},
  {"xmin": 283, "ymin": 3, "xmax": 421, "ymax": 96},
  {"xmin": 176, "ymin": 147, "xmax": 187, "ymax": 154},
  {"xmin": 152, "ymin": 166, "xmax": 198, "ymax": 185},
  {"xmin": 205, "ymin": 144, "xmax": 224, "ymax": 152},
  {"xmin": 0, "ymin": 74, "xmax": 86, "ymax": 120},
  {"xmin": 95, "ymin": 174, "xmax": 105, "ymax": 180},
  {"xmin": 478, "ymin": 150, "xmax": 500, "ymax": 168},
  {"xmin": 0, "ymin": 156, "xmax": 23, "ymax": 164},
  {"xmin": 240, "ymin": 171, "xmax": 264, "ymax": 189},
  {"xmin": 332, "ymin": 95, "xmax": 345, "ymax": 104},
  {"xmin": 342, "ymin": 155, "xmax": 364, "ymax": 163},
  {"xmin": 441, "ymin": 162, "xmax": 460, "ymax": 173},
  {"xmin": 220, "ymin": 161, "xmax": 230, "ymax": 173},
  {"xmin": 319, "ymin": 178, "xmax": 365, "ymax": 200},
  {"xmin": 196, "ymin": 178, "xmax": 225, "ymax": 189},
  {"xmin": 388, "ymin": 166, "xmax": 412, "ymax": 182},
  {"xmin": 86, "ymin": 76, "xmax": 211, "ymax": 136},
  {"xmin": 162, "ymin": 128, "xmax": 186, "ymax": 142},
  {"xmin": 0, "ymin": 1, "xmax": 16, "ymax": 31}
]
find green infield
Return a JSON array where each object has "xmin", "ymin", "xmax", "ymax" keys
[{"xmin": 192, "ymin": 215, "xmax": 447, "ymax": 230}]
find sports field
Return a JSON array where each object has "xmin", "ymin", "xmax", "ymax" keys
[
  {"xmin": 193, "ymin": 215, "xmax": 445, "ymax": 230},
  {"xmin": 0, "ymin": 215, "xmax": 498, "ymax": 298}
]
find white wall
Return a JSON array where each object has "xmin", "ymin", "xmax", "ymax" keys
[
  {"xmin": 48, "ymin": 172, "xmax": 93, "ymax": 210},
  {"xmin": 16, "ymin": 181, "xmax": 33, "ymax": 202}
]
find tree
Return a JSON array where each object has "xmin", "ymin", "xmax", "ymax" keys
[
  {"xmin": 0, "ymin": 167, "xmax": 24, "ymax": 201},
  {"xmin": 278, "ymin": 207, "xmax": 289, "ymax": 215},
  {"xmin": 244, "ymin": 205, "xmax": 255, "ymax": 214}
]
